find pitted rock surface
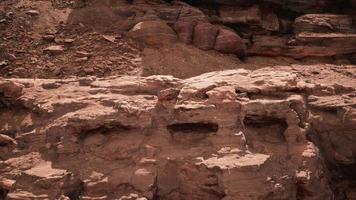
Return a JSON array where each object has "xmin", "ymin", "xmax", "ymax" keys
[{"xmin": 0, "ymin": 65, "xmax": 355, "ymax": 199}]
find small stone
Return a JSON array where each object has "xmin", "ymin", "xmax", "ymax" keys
[
  {"xmin": 44, "ymin": 45, "xmax": 65, "ymax": 55},
  {"xmin": 6, "ymin": 12, "xmax": 14, "ymax": 18},
  {"xmin": 139, "ymin": 158, "xmax": 157, "ymax": 164},
  {"xmin": 52, "ymin": 67, "xmax": 61, "ymax": 75},
  {"xmin": 6, "ymin": 53, "xmax": 17, "ymax": 61},
  {"xmin": 0, "ymin": 178, "xmax": 15, "ymax": 190},
  {"xmin": 64, "ymin": 39, "xmax": 75, "ymax": 43},
  {"xmin": 26, "ymin": 10, "xmax": 40, "ymax": 16},
  {"xmin": 42, "ymin": 35, "xmax": 55, "ymax": 42},
  {"xmin": 134, "ymin": 168, "xmax": 151, "ymax": 176},
  {"xmin": 76, "ymin": 51, "xmax": 92, "ymax": 57},
  {"xmin": 42, "ymin": 82, "xmax": 61, "ymax": 89},
  {"xmin": 0, "ymin": 60, "xmax": 9, "ymax": 67},
  {"xmin": 102, "ymin": 35, "xmax": 116, "ymax": 43},
  {"xmin": 0, "ymin": 133, "xmax": 17, "ymax": 146},
  {"xmin": 287, "ymin": 38, "xmax": 297, "ymax": 46},
  {"xmin": 79, "ymin": 77, "xmax": 96, "ymax": 86},
  {"xmin": 75, "ymin": 57, "xmax": 89, "ymax": 62},
  {"xmin": 12, "ymin": 67, "xmax": 28, "ymax": 77},
  {"xmin": 296, "ymin": 170, "xmax": 311, "ymax": 183}
]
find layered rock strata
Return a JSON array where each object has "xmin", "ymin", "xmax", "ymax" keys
[{"xmin": 0, "ymin": 65, "xmax": 355, "ymax": 199}]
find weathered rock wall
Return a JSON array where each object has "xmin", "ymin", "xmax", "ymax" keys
[{"xmin": 0, "ymin": 64, "xmax": 355, "ymax": 199}]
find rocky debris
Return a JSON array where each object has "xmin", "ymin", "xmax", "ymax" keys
[
  {"xmin": 3, "ymin": 0, "xmax": 356, "ymax": 80},
  {"xmin": 0, "ymin": 65, "xmax": 355, "ymax": 199},
  {"xmin": 0, "ymin": 79, "xmax": 23, "ymax": 99},
  {"xmin": 0, "ymin": 0, "xmax": 143, "ymax": 78},
  {"xmin": 0, "ymin": 61, "xmax": 8, "ymax": 67},
  {"xmin": 101, "ymin": 35, "xmax": 117, "ymax": 43},
  {"xmin": 42, "ymin": 34, "xmax": 55, "ymax": 42},
  {"xmin": 0, "ymin": 134, "xmax": 16, "ymax": 146},
  {"xmin": 43, "ymin": 45, "xmax": 65, "ymax": 55},
  {"xmin": 25, "ymin": 10, "xmax": 40, "ymax": 16}
]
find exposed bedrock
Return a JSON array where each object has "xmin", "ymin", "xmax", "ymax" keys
[
  {"xmin": 66, "ymin": 0, "xmax": 356, "ymax": 63},
  {"xmin": 0, "ymin": 65, "xmax": 355, "ymax": 199}
]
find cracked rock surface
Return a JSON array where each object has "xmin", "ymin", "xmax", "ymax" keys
[{"xmin": 0, "ymin": 64, "xmax": 355, "ymax": 199}]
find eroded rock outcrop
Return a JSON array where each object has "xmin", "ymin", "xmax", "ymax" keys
[
  {"xmin": 128, "ymin": 20, "xmax": 178, "ymax": 46},
  {"xmin": 0, "ymin": 65, "xmax": 355, "ymax": 199}
]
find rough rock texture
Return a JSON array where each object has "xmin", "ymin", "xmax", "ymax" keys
[
  {"xmin": 214, "ymin": 28, "xmax": 246, "ymax": 57},
  {"xmin": 2, "ymin": 0, "xmax": 356, "ymax": 79},
  {"xmin": 193, "ymin": 22, "xmax": 219, "ymax": 50},
  {"xmin": 247, "ymin": 33, "xmax": 356, "ymax": 59},
  {"xmin": 174, "ymin": 21, "xmax": 197, "ymax": 44},
  {"xmin": 181, "ymin": 0, "xmax": 356, "ymax": 60},
  {"xmin": 218, "ymin": 5, "xmax": 261, "ymax": 24},
  {"xmin": 0, "ymin": 65, "xmax": 355, "ymax": 199},
  {"xmin": 127, "ymin": 20, "xmax": 178, "ymax": 46},
  {"xmin": 1, "ymin": 0, "xmax": 356, "ymax": 199},
  {"xmin": 294, "ymin": 14, "xmax": 354, "ymax": 34}
]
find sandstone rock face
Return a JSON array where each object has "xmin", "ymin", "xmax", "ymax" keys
[
  {"xmin": 0, "ymin": 65, "xmax": 355, "ymax": 199},
  {"xmin": 174, "ymin": 17, "xmax": 247, "ymax": 56},
  {"xmin": 176, "ymin": 2, "xmax": 209, "ymax": 22},
  {"xmin": 261, "ymin": 10, "xmax": 280, "ymax": 32},
  {"xmin": 294, "ymin": 14, "xmax": 354, "ymax": 34},
  {"xmin": 1, "ymin": 0, "xmax": 356, "ymax": 199},
  {"xmin": 193, "ymin": 22, "xmax": 219, "ymax": 50},
  {"xmin": 247, "ymin": 33, "xmax": 356, "ymax": 58},
  {"xmin": 174, "ymin": 20, "xmax": 197, "ymax": 44},
  {"xmin": 127, "ymin": 20, "xmax": 178, "ymax": 46},
  {"xmin": 218, "ymin": 5, "xmax": 261, "ymax": 24},
  {"xmin": 214, "ymin": 28, "xmax": 246, "ymax": 56}
]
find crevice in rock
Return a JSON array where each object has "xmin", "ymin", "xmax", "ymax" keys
[
  {"xmin": 243, "ymin": 115, "xmax": 288, "ymax": 143},
  {"xmin": 307, "ymin": 122, "xmax": 356, "ymax": 199},
  {"xmin": 79, "ymin": 123, "xmax": 134, "ymax": 140},
  {"xmin": 296, "ymin": 183, "xmax": 313, "ymax": 200},
  {"xmin": 65, "ymin": 181, "xmax": 84, "ymax": 200},
  {"xmin": 0, "ymin": 187, "xmax": 8, "ymax": 200},
  {"xmin": 167, "ymin": 122, "xmax": 219, "ymax": 133}
]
